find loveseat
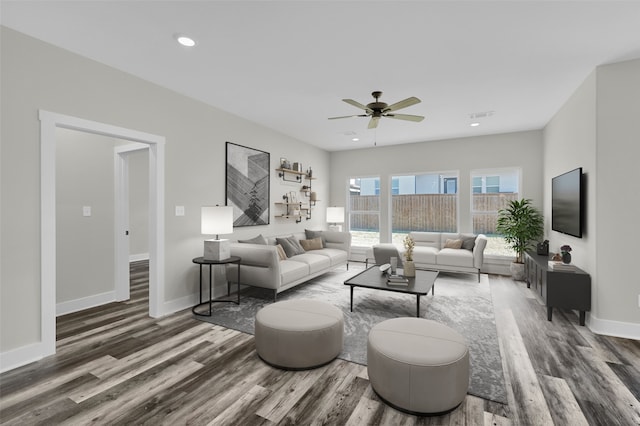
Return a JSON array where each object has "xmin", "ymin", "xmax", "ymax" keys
[
  {"xmin": 370, "ymin": 232, "xmax": 487, "ymax": 282},
  {"xmin": 226, "ymin": 230, "xmax": 351, "ymax": 300},
  {"xmin": 410, "ymin": 232, "xmax": 487, "ymax": 282}
]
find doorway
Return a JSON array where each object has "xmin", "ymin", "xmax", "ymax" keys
[
  {"xmin": 39, "ymin": 110, "xmax": 165, "ymax": 358},
  {"xmin": 115, "ymin": 143, "xmax": 150, "ymax": 302}
]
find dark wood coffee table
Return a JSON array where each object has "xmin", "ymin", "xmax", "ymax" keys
[{"xmin": 344, "ymin": 267, "xmax": 438, "ymax": 317}]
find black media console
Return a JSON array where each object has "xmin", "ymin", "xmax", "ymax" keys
[{"xmin": 524, "ymin": 250, "xmax": 591, "ymax": 326}]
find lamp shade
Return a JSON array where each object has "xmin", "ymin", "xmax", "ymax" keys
[
  {"xmin": 201, "ymin": 206, "xmax": 233, "ymax": 236},
  {"xmin": 326, "ymin": 207, "xmax": 345, "ymax": 224}
]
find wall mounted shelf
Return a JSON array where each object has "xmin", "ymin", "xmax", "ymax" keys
[
  {"xmin": 274, "ymin": 168, "xmax": 317, "ymax": 222},
  {"xmin": 277, "ymin": 168, "xmax": 306, "ymax": 182}
]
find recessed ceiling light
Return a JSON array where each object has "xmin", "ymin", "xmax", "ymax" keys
[
  {"xmin": 470, "ymin": 122, "xmax": 480, "ymax": 127},
  {"xmin": 352, "ymin": 137, "xmax": 359, "ymax": 141},
  {"xmin": 175, "ymin": 34, "xmax": 196, "ymax": 47}
]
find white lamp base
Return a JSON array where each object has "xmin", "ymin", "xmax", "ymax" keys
[
  {"xmin": 328, "ymin": 225, "xmax": 343, "ymax": 232},
  {"xmin": 204, "ymin": 239, "xmax": 230, "ymax": 261}
]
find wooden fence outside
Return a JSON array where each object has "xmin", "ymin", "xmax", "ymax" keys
[{"xmin": 349, "ymin": 193, "xmax": 518, "ymax": 234}]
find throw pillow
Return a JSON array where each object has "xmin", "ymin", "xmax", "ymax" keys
[
  {"xmin": 275, "ymin": 244, "xmax": 288, "ymax": 261},
  {"xmin": 444, "ymin": 238, "xmax": 463, "ymax": 249},
  {"xmin": 461, "ymin": 236, "xmax": 476, "ymax": 251},
  {"xmin": 304, "ymin": 229, "xmax": 326, "ymax": 246},
  {"xmin": 300, "ymin": 237, "xmax": 323, "ymax": 251},
  {"xmin": 238, "ymin": 234, "xmax": 267, "ymax": 245},
  {"xmin": 276, "ymin": 236, "xmax": 306, "ymax": 258}
]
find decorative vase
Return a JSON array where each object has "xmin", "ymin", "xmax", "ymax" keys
[
  {"xmin": 562, "ymin": 252, "xmax": 571, "ymax": 264},
  {"xmin": 403, "ymin": 261, "xmax": 416, "ymax": 277}
]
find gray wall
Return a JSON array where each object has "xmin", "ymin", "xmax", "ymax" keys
[
  {"xmin": 329, "ymin": 130, "xmax": 544, "ymax": 243},
  {"xmin": 544, "ymin": 58, "xmax": 640, "ymax": 330},
  {"xmin": 1, "ymin": 27, "xmax": 330, "ymax": 355}
]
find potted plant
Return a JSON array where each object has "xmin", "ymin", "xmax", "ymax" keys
[
  {"xmin": 403, "ymin": 235, "xmax": 416, "ymax": 277},
  {"xmin": 496, "ymin": 198, "xmax": 544, "ymax": 280}
]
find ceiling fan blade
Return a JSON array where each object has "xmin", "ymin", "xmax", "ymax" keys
[
  {"xmin": 368, "ymin": 117, "xmax": 380, "ymax": 129},
  {"xmin": 328, "ymin": 114, "xmax": 368, "ymax": 120},
  {"xmin": 343, "ymin": 99, "xmax": 372, "ymax": 112},
  {"xmin": 384, "ymin": 96, "xmax": 421, "ymax": 112},
  {"xmin": 384, "ymin": 113, "xmax": 425, "ymax": 122}
]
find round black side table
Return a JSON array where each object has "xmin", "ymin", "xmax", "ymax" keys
[{"xmin": 192, "ymin": 256, "xmax": 241, "ymax": 316}]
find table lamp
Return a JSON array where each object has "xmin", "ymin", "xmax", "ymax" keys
[
  {"xmin": 201, "ymin": 205, "xmax": 233, "ymax": 260},
  {"xmin": 326, "ymin": 206, "xmax": 344, "ymax": 232}
]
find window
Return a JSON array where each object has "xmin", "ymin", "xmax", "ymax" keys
[
  {"xmin": 391, "ymin": 172, "xmax": 458, "ymax": 244},
  {"xmin": 471, "ymin": 169, "xmax": 520, "ymax": 256},
  {"xmin": 473, "ymin": 176, "xmax": 499, "ymax": 193},
  {"xmin": 348, "ymin": 177, "xmax": 380, "ymax": 247}
]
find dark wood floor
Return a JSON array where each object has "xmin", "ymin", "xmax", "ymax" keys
[{"xmin": 1, "ymin": 261, "xmax": 638, "ymax": 425}]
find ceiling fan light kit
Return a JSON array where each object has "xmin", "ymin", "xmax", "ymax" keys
[{"xmin": 329, "ymin": 91, "xmax": 425, "ymax": 129}]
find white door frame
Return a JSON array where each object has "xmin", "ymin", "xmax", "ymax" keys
[
  {"xmin": 39, "ymin": 110, "xmax": 165, "ymax": 357},
  {"xmin": 114, "ymin": 143, "xmax": 149, "ymax": 302}
]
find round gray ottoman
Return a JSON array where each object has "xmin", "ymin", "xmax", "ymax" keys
[
  {"xmin": 367, "ymin": 317, "xmax": 469, "ymax": 415},
  {"xmin": 255, "ymin": 299, "xmax": 343, "ymax": 370}
]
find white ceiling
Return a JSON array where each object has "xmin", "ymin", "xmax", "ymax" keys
[{"xmin": 3, "ymin": 1, "xmax": 640, "ymax": 151}]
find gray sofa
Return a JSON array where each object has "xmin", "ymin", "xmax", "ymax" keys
[
  {"xmin": 410, "ymin": 231, "xmax": 487, "ymax": 282},
  {"xmin": 226, "ymin": 230, "xmax": 351, "ymax": 300}
]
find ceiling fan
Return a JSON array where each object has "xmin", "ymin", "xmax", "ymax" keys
[{"xmin": 328, "ymin": 91, "xmax": 424, "ymax": 129}]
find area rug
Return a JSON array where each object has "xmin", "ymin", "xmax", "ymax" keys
[{"xmin": 194, "ymin": 265, "xmax": 507, "ymax": 404}]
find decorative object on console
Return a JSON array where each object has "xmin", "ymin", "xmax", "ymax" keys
[
  {"xmin": 327, "ymin": 206, "xmax": 345, "ymax": 232},
  {"xmin": 560, "ymin": 245, "xmax": 572, "ymax": 264},
  {"xmin": 201, "ymin": 205, "xmax": 233, "ymax": 260},
  {"xmin": 496, "ymin": 198, "xmax": 544, "ymax": 281},
  {"xmin": 226, "ymin": 142, "xmax": 269, "ymax": 227},
  {"xmin": 537, "ymin": 239, "xmax": 549, "ymax": 255},
  {"xmin": 403, "ymin": 235, "xmax": 416, "ymax": 277}
]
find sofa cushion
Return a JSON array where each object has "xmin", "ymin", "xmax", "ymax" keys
[
  {"xmin": 305, "ymin": 229, "xmax": 326, "ymax": 246},
  {"xmin": 440, "ymin": 233, "xmax": 461, "ymax": 248},
  {"xmin": 275, "ymin": 244, "xmax": 288, "ymax": 261},
  {"xmin": 300, "ymin": 237, "xmax": 323, "ymax": 251},
  {"xmin": 279, "ymin": 259, "xmax": 310, "ymax": 284},
  {"xmin": 289, "ymin": 253, "xmax": 331, "ymax": 274},
  {"xmin": 410, "ymin": 232, "xmax": 441, "ymax": 249},
  {"xmin": 412, "ymin": 246, "xmax": 439, "ymax": 264},
  {"xmin": 312, "ymin": 248, "xmax": 348, "ymax": 266},
  {"xmin": 444, "ymin": 239, "xmax": 463, "ymax": 249},
  {"xmin": 238, "ymin": 234, "xmax": 267, "ymax": 245},
  {"xmin": 461, "ymin": 234, "xmax": 476, "ymax": 251},
  {"xmin": 437, "ymin": 248, "xmax": 474, "ymax": 267},
  {"xmin": 276, "ymin": 236, "xmax": 306, "ymax": 258}
]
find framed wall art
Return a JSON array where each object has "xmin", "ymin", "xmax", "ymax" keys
[{"xmin": 225, "ymin": 142, "xmax": 270, "ymax": 226}]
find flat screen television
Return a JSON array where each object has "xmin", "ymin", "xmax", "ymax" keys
[{"xmin": 552, "ymin": 167, "xmax": 583, "ymax": 238}]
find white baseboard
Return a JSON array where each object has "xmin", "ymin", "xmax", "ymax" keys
[
  {"xmin": 56, "ymin": 291, "xmax": 116, "ymax": 316},
  {"xmin": 0, "ymin": 341, "xmax": 46, "ymax": 374},
  {"xmin": 587, "ymin": 314, "xmax": 640, "ymax": 340},
  {"xmin": 159, "ymin": 293, "xmax": 199, "ymax": 318},
  {"xmin": 130, "ymin": 253, "xmax": 149, "ymax": 262}
]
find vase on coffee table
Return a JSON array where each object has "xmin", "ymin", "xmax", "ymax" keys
[{"xmin": 404, "ymin": 261, "xmax": 416, "ymax": 277}]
